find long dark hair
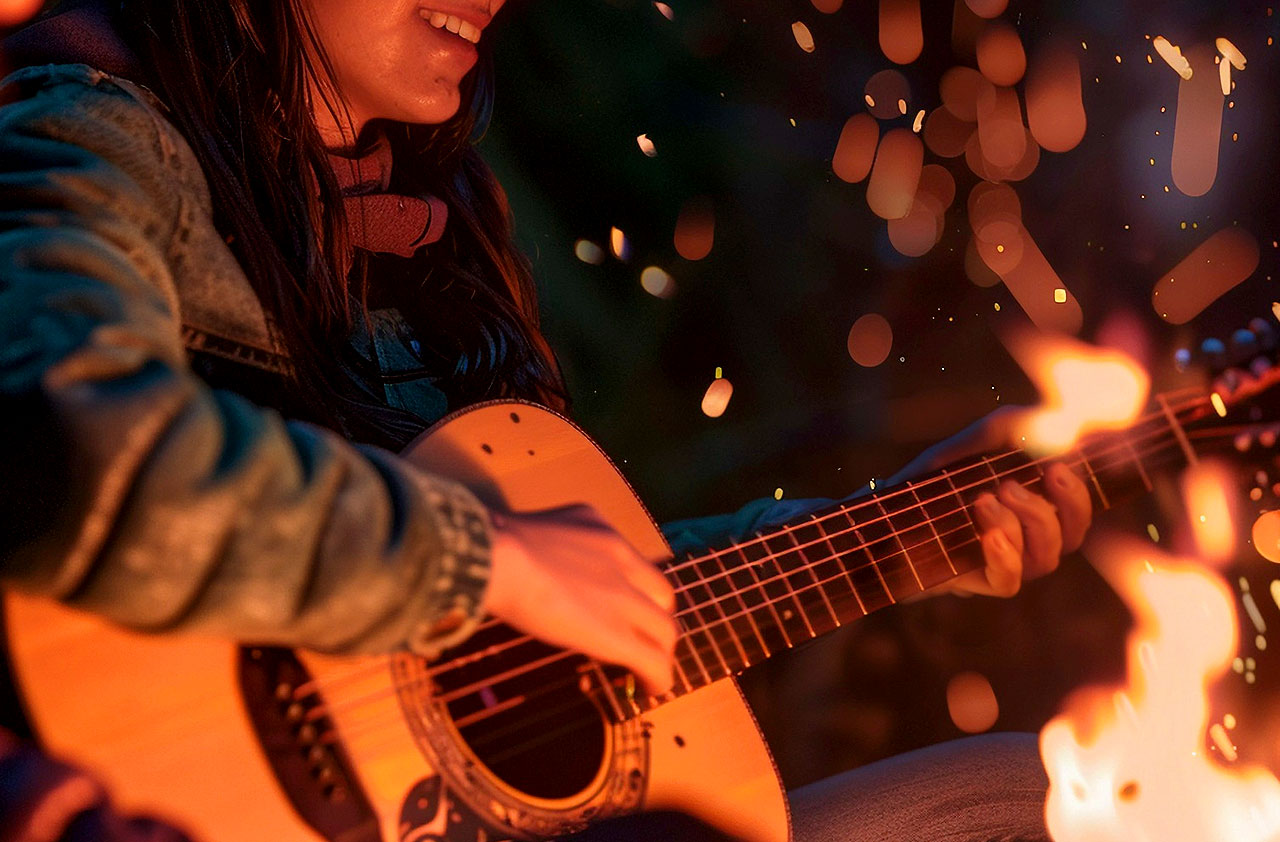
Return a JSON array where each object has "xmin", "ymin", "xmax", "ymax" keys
[{"xmin": 116, "ymin": 0, "xmax": 567, "ymax": 446}]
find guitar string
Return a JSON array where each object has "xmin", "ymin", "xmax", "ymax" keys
[
  {"xmin": 305, "ymin": 429, "xmax": 1218, "ymax": 757},
  {"xmin": 297, "ymin": 421, "xmax": 1202, "ymax": 737},
  {"xmin": 289, "ymin": 390, "xmax": 1208, "ymax": 704}
]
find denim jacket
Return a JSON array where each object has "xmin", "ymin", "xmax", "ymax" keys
[{"xmin": 0, "ymin": 63, "xmax": 491, "ymax": 657}]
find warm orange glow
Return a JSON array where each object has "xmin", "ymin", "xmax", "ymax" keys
[
  {"xmin": 674, "ymin": 198, "xmax": 715, "ymax": 261},
  {"xmin": 963, "ymin": 0, "xmax": 1007, "ymax": 18},
  {"xmin": 0, "ymin": 0, "xmax": 41, "ymax": 26},
  {"xmin": 879, "ymin": 0, "xmax": 923, "ymax": 65},
  {"xmin": 923, "ymin": 107, "xmax": 975, "ymax": 158},
  {"xmin": 976, "ymin": 21, "xmax": 1027, "ymax": 86},
  {"xmin": 976, "ymin": 85, "xmax": 1027, "ymax": 168},
  {"xmin": 1010, "ymin": 335, "xmax": 1148, "ymax": 454},
  {"xmin": 1151, "ymin": 228, "xmax": 1261, "ymax": 324},
  {"xmin": 1041, "ymin": 544, "xmax": 1280, "ymax": 842},
  {"xmin": 847, "ymin": 314, "xmax": 894, "ymax": 367},
  {"xmin": 940, "ymin": 66, "xmax": 989, "ymax": 122},
  {"xmin": 1252, "ymin": 512, "xmax": 1280, "ymax": 563},
  {"xmin": 833, "ymin": 114, "xmax": 880, "ymax": 183},
  {"xmin": 701, "ymin": 377, "xmax": 734, "ymax": 418},
  {"xmin": 866, "ymin": 129, "xmax": 924, "ymax": 220},
  {"xmin": 792, "ymin": 21, "xmax": 816, "ymax": 53},
  {"xmin": 811, "ymin": 0, "xmax": 844, "ymax": 12},
  {"xmin": 1182, "ymin": 462, "xmax": 1239, "ymax": 565},
  {"xmin": 947, "ymin": 672, "xmax": 1000, "ymax": 733},
  {"xmin": 887, "ymin": 201, "xmax": 940, "ymax": 257},
  {"xmin": 1026, "ymin": 38, "xmax": 1087, "ymax": 153},
  {"xmin": 1172, "ymin": 44, "xmax": 1225, "ymax": 197}
]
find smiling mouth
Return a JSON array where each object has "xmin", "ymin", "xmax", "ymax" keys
[{"xmin": 419, "ymin": 9, "xmax": 483, "ymax": 44}]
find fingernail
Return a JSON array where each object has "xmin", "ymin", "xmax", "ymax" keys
[{"xmin": 990, "ymin": 529, "xmax": 1011, "ymax": 551}]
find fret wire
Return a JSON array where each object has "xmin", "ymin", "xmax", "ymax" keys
[
  {"xmin": 848, "ymin": 510, "xmax": 895, "ymax": 604},
  {"xmin": 709, "ymin": 550, "xmax": 772, "ymax": 660},
  {"xmin": 654, "ymin": 393, "xmax": 1210, "ymax": 588},
  {"xmin": 676, "ymin": 633, "xmax": 712, "ymax": 686},
  {"xmin": 758, "ymin": 533, "xmax": 817, "ymax": 639},
  {"xmin": 875, "ymin": 498, "xmax": 924, "ymax": 593},
  {"xmin": 812, "ymin": 513, "xmax": 867, "ymax": 616},
  {"xmin": 907, "ymin": 480, "xmax": 957, "ymax": 577},
  {"xmin": 784, "ymin": 529, "xmax": 841, "ymax": 627},
  {"xmin": 669, "ymin": 639, "xmax": 693, "ymax": 692},
  {"xmin": 737, "ymin": 546, "xmax": 795, "ymax": 649},
  {"xmin": 943, "ymin": 469, "xmax": 981, "ymax": 542},
  {"xmin": 673, "ymin": 433, "xmax": 1190, "ymax": 629},
  {"xmin": 1075, "ymin": 448, "xmax": 1110, "ymax": 509},
  {"xmin": 687, "ymin": 556, "xmax": 750, "ymax": 669}
]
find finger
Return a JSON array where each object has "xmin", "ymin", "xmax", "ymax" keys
[
  {"xmin": 972, "ymin": 493, "xmax": 1023, "ymax": 556},
  {"xmin": 952, "ymin": 528, "xmax": 1022, "ymax": 597},
  {"xmin": 1042, "ymin": 462, "xmax": 1092, "ymax": 553},
  {"xmin": 577, "ymin": 610, "xmax": 674, "ymax": 696},
  {"xmin": 620, "ymin": 554, "xmax": 677, "ymax": 612},
  {"xmin": 997, "ymin": 481, "xmax": 1062, "ymax": 579},
  {"xmin": 616, "ymin": 581, "xmax": 680, "ymax": 654}
]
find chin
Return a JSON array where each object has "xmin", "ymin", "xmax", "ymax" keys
[{"xmin": 397, "ymin": 84, "xmax": 464, "ymax": 126}]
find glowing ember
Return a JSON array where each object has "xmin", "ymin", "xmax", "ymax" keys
[
  {"xmin": 833, "ymin": 114, "xmax": 880, "ymax": 183},
  {"xmin": 1182, "ymin": 462, "xmax": 1238, "ymax": 565},
  {"xmin": 878, "ymin": 0, "xmax": 923, "ymax": 65},
  {"xmin": 847, "ymin": 314, "xmax": 894, "ymax": 367},
  {"xmin": 792, "ymin": 21, "xmax": 816, "ymax": 53},
  {"xmin": 1220, "ymin": 59, "xmax": 1232, "ymax": 96},
  {"xmin": 947, "ymin": 672, "xmax": 1000, "ymax": 734},
  {"xmin": 1151, "ymin": 228, "xmax": 1261, "ymax": 324},
  {"xmin": 911, "ymin": 109, "xmax": 925, "ymax": 133},
  {"xmin": 1252, "ymin": 512, "xmax": 1280, "ymax": 563},
  {"xmin": 1009, "ymin": 334, "xmax": 1148, "ymax": 454},
  {"xmin": 636, "ymin": 134, "xmax": 657, "ymax": 157},
  {"xmin": 574, "ymin": 239, "xmax": 605, "ymax": 265},
  {"xmin": 653, "ymin": 2, "xmax": 674, "ymax": 21},
  {"xmin": 1172, "ymin": 45, "xmax": 1224, "ymax": 197},
  {"xmin": 640, "ymin": 266, "xmax": 675, "ymax": 299},
  {"xmin": 1216, "ymin": 38, "xmax": 1247, "ymax": 70},
  {"xmin": 1153, "ymin": 36, "xmax": 1194, "ymax": 80},
  {"xmin": 1041, "ymin": 544, "xmax": 1280, "ymax": 842},
  {"xmin": 610, "ymin": 226, "xmax": 630, "ymax": 260},
  {"xmin": 674, "ymin": 198, "xmax": 715, "ymax": 261},
  {"xmin": 701, "ymin": 376, "xmax": 733, "ymax": 418},
  {"xmin": 867, "ymin": 129, "xmax": 924, "ymax": 220},
  {"xmin": 1026, "ymin": 38, "xmax": 1087, "ymax": 153}
]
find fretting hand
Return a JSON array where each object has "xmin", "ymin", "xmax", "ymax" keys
[{"xmin": 888, "ymin": 406, "xmax": 1093, "ymax": 598}]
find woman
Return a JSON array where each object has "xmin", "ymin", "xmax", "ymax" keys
[{"xmin": 0, "ymin": 0, "xmax": 1090, "ymax": 839}]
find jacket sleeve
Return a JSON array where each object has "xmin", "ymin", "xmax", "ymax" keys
[{"xmin": 0, "ymin": 66, "xmax": 490, "ymax": 657}]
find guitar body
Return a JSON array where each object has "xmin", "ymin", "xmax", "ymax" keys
[{"xmin": 6, "ymin": 402, "xmax": 789, "ymax": 842}]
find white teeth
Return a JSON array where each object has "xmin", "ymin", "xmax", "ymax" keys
[{"xmin": 419, "ymin": 9, "xmax": 482, "ymax": 43}]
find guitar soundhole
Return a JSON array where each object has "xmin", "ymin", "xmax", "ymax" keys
[{"xmin": 430, "ymin": 623, "xmax": 608, "ymax": 800}]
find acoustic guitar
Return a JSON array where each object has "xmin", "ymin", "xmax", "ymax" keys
[{"xmin": 5, "ymin": 375, "xmax": 1273, "ymax": 842}]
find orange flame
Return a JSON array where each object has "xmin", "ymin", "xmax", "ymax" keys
[
  {"xmin": 1011, "ymin": 335, "xmax": 1150, "ymax": 455},
  {"xmin": 1182, "ymin": 461, "xmax": 1239, "ymax": 565},
  {"xmin": 1041, "ymin": 540, "xmax": 1280, "ymax": 841}
]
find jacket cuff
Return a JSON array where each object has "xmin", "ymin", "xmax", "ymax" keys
[{"xmin": 404, "ymin": 476, "xmax": 493, "ymax": 659}]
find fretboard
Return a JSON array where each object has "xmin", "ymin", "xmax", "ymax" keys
[{"xmin": 596, "ymin": 388, "xmax": 1220, "ymax": 719}]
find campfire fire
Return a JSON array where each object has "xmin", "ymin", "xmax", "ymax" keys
[{"xmin": 1040, "ymin": 539, "xmax": 1280, "ymax": 842}]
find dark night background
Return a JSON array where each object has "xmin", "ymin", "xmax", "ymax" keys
[{"xmin": 482, "ymin": 0, "xmax": 1280, "ymax": 786}]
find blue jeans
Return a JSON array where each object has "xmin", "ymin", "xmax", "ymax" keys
[{"xmin": 563, "ymin": 733, "xmax": 1049, "ymax": 842}]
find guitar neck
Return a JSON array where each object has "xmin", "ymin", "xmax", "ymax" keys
[{"xmin": 609, "ymin": 388, "xmax": 1220, "ymax": 715}]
